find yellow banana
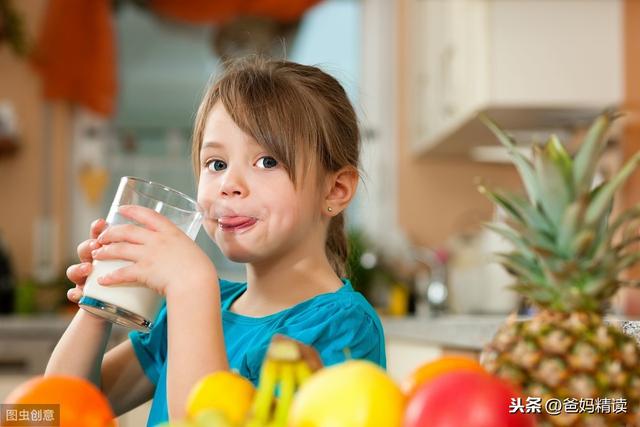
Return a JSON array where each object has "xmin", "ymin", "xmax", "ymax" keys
[
  {"xmin": 272, "ymin": 363, "xmax": 296, "ymax": 427},
  {"xmin": 244, "ymin": 337, "xmax": 319, "ymax": 427},
  {"xmin": 294, "ymin": 360, "xmax": 312, "ymax": 386},
  {"xmin": 249, "ymin": 358, "xmax": 279, "ymax": 425},
  {"xmin": 268, "ymin": 338, "xmax": 301, "ymax": 362}
]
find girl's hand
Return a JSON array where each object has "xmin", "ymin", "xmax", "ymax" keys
[
  {"xmin": 90, "ymin": 205, "xmax": 215, "ymax": 297},
  {"xmin": 66, "ymin": 218, "xmax": 108, "ymax": 303}
]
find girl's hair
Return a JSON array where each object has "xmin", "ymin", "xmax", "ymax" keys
[{"xmin": 191, "ymin": 57, "xmax": 360, "ymax": 277}]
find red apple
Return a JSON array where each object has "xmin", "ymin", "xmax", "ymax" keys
[{"xmin": 403, "ymin": 371, "xmax": 536, "ymax": 427}]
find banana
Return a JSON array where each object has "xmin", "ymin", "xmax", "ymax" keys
[
  {"xmin": 268, "ymin": 338, "xmax": 301, "ymax": 362},
  {"xmin": 244, "ymin": 337, "xmax": 319, "ymax": 427},
  {"xmin": 272, "ymin": 363, "xmax": 296, "ymax": 427},
  {"xmin": 249, "ymin": 358, "xmax": 279, "ymax": 425},
  {"xmin": 294, "ymin": 360, "xmax": 312, "ymax": 385}
]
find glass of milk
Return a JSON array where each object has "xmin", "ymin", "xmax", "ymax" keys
[{"xmin": 79, "ymin": 176, "xmax": 203, "ymax": 331}]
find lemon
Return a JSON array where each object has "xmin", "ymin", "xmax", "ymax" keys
[
  {"xmin": 186, "ymin": 371, "xmax": 255, "ymax": 425},
  {"xmin": 289, "ymin": 360, "xmax": 405, "ymax": 427}
]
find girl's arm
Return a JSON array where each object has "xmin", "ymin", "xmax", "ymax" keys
[
  {"xmin": 165, "ymin": 278, "xmax": 229, "ymax": 420},
  {"xmin": 46, "ymin": 218, "xmax": 154, "ymax": 416},
  {"xmin": 101, "ymin": 339, "xmax": 155, "ymax": 416},
  {"xmin": 45, "ymin": 309, "xmax": 112, "ymax": 385},
  {"xmin": 46, "ymin": 218, "xmax": 112, "ymax": 385},
  {"xmin": 45, "ymin": 309, "xmax": 155, "ymax": 416}
]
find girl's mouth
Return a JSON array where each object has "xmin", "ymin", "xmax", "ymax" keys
[{"xmin": 217, "ymin": 216, "xmax": 257, "ymax": 233}]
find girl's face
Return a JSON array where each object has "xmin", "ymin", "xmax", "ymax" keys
[{"xmin": 197, "ymin": 102, "xmax": 323, "ymax": 264}]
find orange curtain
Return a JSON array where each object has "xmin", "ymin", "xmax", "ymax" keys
[
  {"xmin": 31, "ymin": 0, "xmax": 322, "ymax": 118},
  {"xmin": 31, "ymin": 0, "xmax": 116, "ymax": 116}
]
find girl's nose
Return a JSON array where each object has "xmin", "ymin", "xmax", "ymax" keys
[{"xmin": 219, "ymin": 169, "xmax": 248, "ymax": 198}]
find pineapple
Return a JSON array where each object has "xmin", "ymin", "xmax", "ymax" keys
[{"xmin": 479, "ymin": 111, "xmax": 640, "ymax": 427}]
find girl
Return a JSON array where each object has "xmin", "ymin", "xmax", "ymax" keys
[{"xmin": 46, "ymin": 57, "xmax": 386, "ymax": 426}]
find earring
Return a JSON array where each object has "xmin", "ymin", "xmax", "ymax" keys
[{"xmin": 327, "ymin": 206, "xmax": 333, "ymax": 213}]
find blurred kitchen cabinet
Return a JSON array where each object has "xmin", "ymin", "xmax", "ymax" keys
[
  {"xmin": 411, "ymin": 0, "xmax": 483, "ymax": 152},
  {"xmin": 408, "ymin": 0, "xmax": 623, "ymax": 156}
]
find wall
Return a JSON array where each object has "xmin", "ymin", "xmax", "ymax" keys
[
  {"xmin": 0, "ymin": 0, "xmax": 71, "ymax": 280},
  {"xmin": 395, "ymin": 0, "xmax": 520, "ymax": 249},
  {"xmin": 620, "ymin": 0, "xmax": 640, "ymax": 314}
]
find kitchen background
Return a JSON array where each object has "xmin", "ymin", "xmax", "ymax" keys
[{"xmin": 0, "ymin": 0, "xmax": 639, "ymax": 424}]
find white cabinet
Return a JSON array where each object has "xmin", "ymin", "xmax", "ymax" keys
[
  {"xmin": 411, "ymin": 0, "xmax": 486, "ymax": 150},
  {"xmin": 408, "ymin": 0, "xmax": 623, "ymax": 156}
]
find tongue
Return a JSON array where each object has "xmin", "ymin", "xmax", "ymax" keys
[{"xmin": 220, "ymin": 217, "xmax": 254, "ymax": 227}]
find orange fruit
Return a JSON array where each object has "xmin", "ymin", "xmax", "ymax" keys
[
  {"xmin": 400, "ymin": 355, "xmax": 486, "ymax": 397},
  {"xmin": 4, "ymin": 375, "xmax": 116, "ymax": 427}
]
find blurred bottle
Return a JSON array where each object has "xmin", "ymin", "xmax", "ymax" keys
[
  {"xmin": 387, "ymin": 282, "xmax": 410, "ymax": 316},
  {"xmin": 0, "ymin": 232, "xmax": 16, "ymax": 314}
]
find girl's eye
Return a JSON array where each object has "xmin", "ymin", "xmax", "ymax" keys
[
  {"xmin": 206, "ymin": 159, "xmax": 227, "ymax": 172},
  {"xmin": 256, "ymin": 156, "xmax": 278, "ymax": 169}
]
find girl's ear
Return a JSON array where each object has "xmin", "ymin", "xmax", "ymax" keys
[{"xmin": 324, "ymin": 166, "xmax": 359, "ymax": 216}]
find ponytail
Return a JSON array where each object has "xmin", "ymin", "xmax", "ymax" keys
[{"xmin": 326, "ymin": 212, "xmax": 348, "ymax": 277}]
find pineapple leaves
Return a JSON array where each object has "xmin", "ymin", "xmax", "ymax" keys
[
  {"xmin": 557, "ymin": 199, "xmax": 587, "ymax": 255},
  {"xmin": 484, "ymin": 223, "xmax": 536, "ymax": 259},
  {"xmin": 479, "ymin": 114, "xmax": 540, "ymax": 206},
  {"xmin": 478, "ymin": 111, "xmax": 640, "ymax": 311},
  {"xmin": 573, "ymin": 111, "xmax": 619, "ymax": 195},
  {"xmin": 496, "ymin": 252, "xmax": 545, "ymax": 284},
  {"xmin": 616, "ymin": 253, "xmax": 640, "ymax": 274},
  {"xmin": 479, "ymin": 186, "xmax": 554, "ymax": 236},
  {"xmin": 509, "ymin": 283, "xmax": 556, "ymax": 304},
  {"xmin": 533, "ymin": 139, "xmax": 573, "ymax": 227},
  {"xmin": 613, "ymin": 235, "xmax": 640, "ymax": 255},
  {"xmin": 547, "ymin": 134, "xmax": 573, "ymax": 182},
  {"xmin": 606, "ymin": 204, "xmax": 640, "ymax": 245},
  {"xmin": 570, "ymin": 229, "xmax": 596, "ymax": 257},
  {"xmin": 585, "ymin": 151, "xmax": 640, "ymax": 227}
]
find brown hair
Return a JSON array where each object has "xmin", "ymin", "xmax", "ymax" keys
[{"xmin": 191, "ymin": 57, "xmax": 360, "ymax": 277}]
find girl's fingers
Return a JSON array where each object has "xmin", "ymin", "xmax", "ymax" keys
[
  {"xmin": 77, "ymin": 219, "xmax": 107, "ymax": 263},
  {"xmin": 66, "ymin": 262, "xmax": 92, "ymax": 286},
  {"xmin": 92, "ymin": 242, "xmax": 143, "ymax": 262},
  {"xmin": 78, "ymin": 239, "xmax": 101, "ymax": 263},
  {"xmin": 90, "ymin": 218, "xmax": 108, "ymax": 239},
  {"xmin": 117, "ymin": 205, "xmax": 175, "ymax": 233},
  {"xmin": 66, "ymin": 286, "xmax": 83, "ymax": 303},
  {"xmin": 97, "ymin": 263, "xmax": 139, "ymax": 287},
  {"xmin": 97, "ymin": 223, "xmax": 149, "ymax": 246}
]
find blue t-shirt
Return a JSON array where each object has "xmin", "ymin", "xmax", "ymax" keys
[{"xmin": 129, "ymin": 278, "xmax": 386, "ymax": 427}]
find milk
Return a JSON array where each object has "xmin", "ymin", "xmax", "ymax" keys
[
  {"xmin": 82, "ymin": 259, "xmax": 164, "ymax": 326},
  {"xmin": 78, "ymin": 177, "xmax": 202, "ymax": 331}
]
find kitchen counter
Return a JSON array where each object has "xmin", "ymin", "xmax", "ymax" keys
[
  {"xmin": 0, "ymin": 313, "xmax": 130, "ymax": 339},
  {"xmin": 381, "ymin": 314, "xmax": 508, "ymax": 351},
  {"xmin": 0, "ymin": 313, "xmax": 508, "ymax": 350},
  {"xmin": 3, "ymin": 313, "xmax": 640, "ymax": 354},
  {"xmin": 381, "ymin": 314, "xmax": 640, "ymax": 351},
  {"xmin": 0, "ymin": 314, "xmax": 130, "ymax": 375}
]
